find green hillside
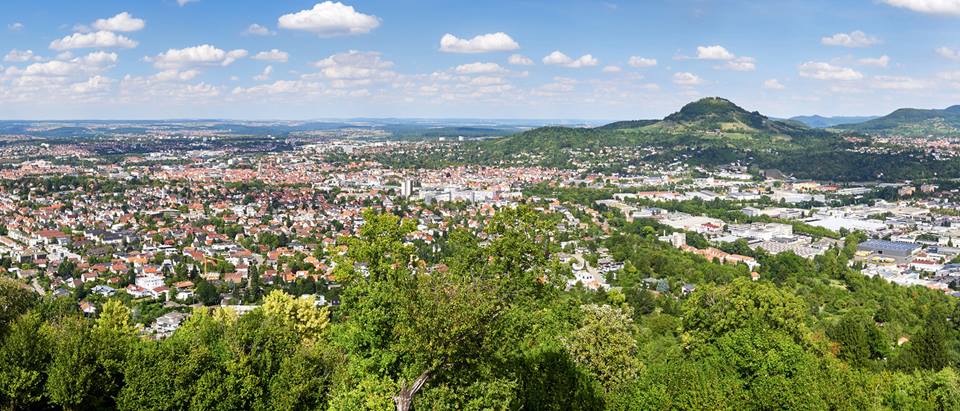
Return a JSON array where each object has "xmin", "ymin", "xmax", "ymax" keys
[{"xmin": 836, "ymin": 105, "xmax": 960, "ymax": 137}]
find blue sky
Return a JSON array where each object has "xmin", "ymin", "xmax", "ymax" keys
[{"xmin": 3, "ymin": 0, "xmax": 960, "ymax": 120}]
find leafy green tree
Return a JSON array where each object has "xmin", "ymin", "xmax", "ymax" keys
[
  {"xmin": 565, "ymin": 304, "xmax": 641, "ymax": 392},
  {"xmin": 0, "ymin": 277, "xmax": 37, "ymax": 336},
  {"xmin": 0, "ymin": 312, "xmax": 51, "ymax": 410},
  {"xmin": 828, "ymin": 313, "xmax": 887, "ymax": 367}
]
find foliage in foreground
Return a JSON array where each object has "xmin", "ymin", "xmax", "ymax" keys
[{"xmin": 0, "ymin": 207, "xmax": 959, "ymax": 410}]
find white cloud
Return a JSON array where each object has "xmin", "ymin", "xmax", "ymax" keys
[
  {"xmin": 692, "ymin": 46, "xmax": 754, "ymax": 70},
  {"xmin": 720, "ymin": 57, "xmax": 756, "ymax": 71},
  {"xmin": 49, "ymin": 31, "xmax": 138, "ymax": 50},
  {"xmin": 8, "ymin": 22, "xmax": 24, "ymax": 32},
  {"xmin": 798, "ymin": 61, "xmax": 863, "ymax": 80},
  {"xmin": 278, "ymin": 2, "xmax": 380, "ymax": 37},
  {"xmin": 78, "ymin": 51, "xmax": 118, "ymax": 66},
  {"xmin": 154, "ymin": 69, "xmax": 200, "ymax": 82},
  {"xmin": 455, "ymin": 62, "xmax": 506, "ymax": 74},
  {"xmin": 763, "ymin": 79, "xmax": 785, "ymax": 90},
  {"xmin": 602, "ymin": 65, "xmax": 622, "ymax": 73},
  {"xmin": 252, "ymin": 49, "xmax": 289, "ymax": 62},
  {"xmin": 821, "ymin": 31, "xmax": 879, "ymax": 47},
  {"xmin": 177, "ymin": 0, "xmax": 199, "ymax": 6},
  {"xmin": 245, "ymin": 24, "xmax": 274, "ymax": 36},
  {"xmin": 696, "ymin": 45, "xmax": 735, "ymax": 60},
  {"xmin": 872, "ymin": 75, "xmax": 928, "ymax": 90},
  {"xmin": 937, "ymin": 46, "xmax": 960, "ymax": 61},
  {"xmin": 93, "ymin": 12, "xmax": 145, "ymax": 32},
  {"xmin": 883, "ymin": 0, "xmax": 960, "ymax": 15},
  {"xmin": 542, "ymin": 51, "xmax": 598, "ymax": 68},
  {"xmin": 858, "ymin": 55, "xmax": 890, "ymax": 67},
  {"xmin": 439, "ymin": 32, "xmax": 519, "ymax": 53},
  {"xmin": 254, "ymin": 65, "xmax": 274, "ymax": 81},
  {"xmin": 628, "ymin": 56, "xmax": 657, "ymax": 67},
  {"xmin": 233, "ymin": 80, "xmax": 324, "ymax": 96},
  {"xmin": 21, "ymin": 60, "xmax": 75, "ymax": 76},
  {"xmin": 673, "ymin": 72, "xmax": 703, "ymax": 86},
  {"xmin": 71, "ymin": 75, "xmax": 112, "ymax": 93},
  {"xmin": 310, "ymin": 50, "xmax": 395, "ymax": 80},
  {"xmin": 507, "ymin": 54, "xmax": 534, "ymax": 65},
  {"xmin": 148, "ymin": 44, "xmax": 247, "ymax": 69},
  {"xmin": 4, "ymin": 49, "xmax": 41, "ymax": 63}
]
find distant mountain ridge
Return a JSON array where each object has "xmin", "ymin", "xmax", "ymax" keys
[
  {"xmin": 789, "ymin": 115, "xmax": 878, "ymax": 128},
  {"xmin": 835, "ymin": 105, "xmax": 960, "ymax": 136}
]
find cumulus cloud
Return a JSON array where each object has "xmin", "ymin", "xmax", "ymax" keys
[
  {"xmin": 628, "ymin": 56, "xmax": 657, "ymax": 67},
  {"xmin": 154, "ymin": 69, "xmax": 200, "ymax": 82},
  {"xmin": 93, "ymin": 12, "xmax": 145, "ymax": 32},
  {"xmin": 254, "ymin": 65, "xmax": 274, "ymax": 81},
  {"xmin": 798, "ymin": 61, "xmax": 863, "ymax": 80},
  {"xmin": 78, "ymin": 51, "xmax": 118, "ymax": 66},
  {"xmin": 147, "ymin": 44, "xmax": 247, "ymax": 69},
  {"xmin": 71, "ymin": 75, "xmax": 112, "ymax": 93},
  {"xmin": 245, "ymin": 24, "xmax": 275, "ymax": 36},
  {"xmin": 858, "ymin": 55, "xmax": 890, "ymax": 67},
  {"xmin": 49, "ymin": 31, "xmax": 138, "ymax": 50},
  {"xmin": 439, "ymin": 32, "xmax": 520, "ymax": 53},
  {"xmin": 937, "ymin": 46, "xmax": 960, "ymax": 61},
  {"xmin": 602, "ymin": 65, "xmax": 622, "ymax": 73},
  {"xmin": 4, "ymin": 49, "xmax": 41, "ymax": 63},
  {"xmin": 455, "ymin": 62, "xmax": 506, "ymax": 74},
  {"xmin": 542, "ymin": 51, "xmax": 598, "ymax": 68},
  {"xmin": 507, "ymin": 54, "xmax": 534, "ymax": 65},
  {"xmin": 696, "ymin": 45, "xmax": 735, "ymax": 60},
  {"xmin": 8, "ymin": 22, "xmax": 24, "ymax": 32},
  {"xmin": 278, "ymin": 2, "xmax": 380, "ymax": 37},
  {"xmin": 821, "ymin": 31, "xmax": 879, "ymax": 47},
  {"xmin": 721, "ymin": 57, "xmax": 756, "ymax": 71},
  {"xmin": 673, "ymin": 72, "xmax": 703, "ymax": 86},
  {"xmin": 694, "ymin": 46, "xmax": 754, "ymax": 70},
  {"xmin": 763, "ymin": 79, "xmax": 785, "ymax": 90},
  {"xmin": 252, "ymin": 49, "xmax": 289, "ymax": 62},
  {"xmin": 232, "ymin": 80, "xmax": 325, "ymax": 96},
  {"xmin": 883, "ymin": 0, "xmax": 960, "ymax": 15},
  {"xmin": 177, "ymin": 0, "xmax": 199, "ymax": 6},
  {"xmin": 310, "ymin": 50, "xmax": 395, "ymax": 80}
]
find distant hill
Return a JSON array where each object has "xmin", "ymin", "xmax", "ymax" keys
[
  {"xmin": 646, "ymin": 97, "xmax": 809, "ymax": 136},
  {"xmin": 789, "ymin": 115, "xmax": 878, "ymax": 128},
  {"xmin": 488, "ymin": 97, "xmax": 823, "ymax": 155},
  {"xmin": 835, "ymin": 105, "xmax": 960, "ymax": 137}
]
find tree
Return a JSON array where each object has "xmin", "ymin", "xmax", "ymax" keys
[
  {"xmin": 565, "ymin": 304, "xmax": 641, "ymax": 392},
  {"xmin": 261, "ymin": 290, "xmax": 329, "ymax": 345},
  {"xmin": 45, "ymin": 316, "xmax": 101, "ymax": 410},
  {"xmin": 680, "ymin": 278, "xmax": 810, "ymax": 350},
  {"xmin": 0, "ymin": 277, "xmax": 37, "ymax": 336},
  {"xmin": 0, "ymin": 312, "xmax": 51, "ymax": 410},
  {"xmin": 196, "ymin": 280, "xmax": 220, "ymax": 306},
  {"xmin": 828, "ymin": 313, "xmax": 887, "ymax": 367},
  {"xmin": 905, "ymin": 312, "xmax": 952, "ymax": 371}
]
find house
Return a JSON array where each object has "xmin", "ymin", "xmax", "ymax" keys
[
  {"xmin": 91, "ymin": 284, "xmax": 116, "ymax": 297},
  {"xmin": 79, "ymin": 301, "xmax": 97, "ymax": 316},
  {"xmin": 135, "ymin": 275, "xmax": 165, "ymax": 290}
]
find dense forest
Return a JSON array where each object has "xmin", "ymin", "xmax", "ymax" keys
[{"xmin": 1, "ymin": 207, "xmax": 959, "ymax": 410}]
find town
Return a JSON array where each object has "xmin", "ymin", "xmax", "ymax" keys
[{"xmin": 0, "ymin": 135, "xmax": 957, "ymax": 339}]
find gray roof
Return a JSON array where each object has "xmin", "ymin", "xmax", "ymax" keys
[{"xmin": 858, "ymin": 239, "xmax": 920, "ymax": 253}]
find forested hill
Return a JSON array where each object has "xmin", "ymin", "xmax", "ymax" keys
[
  {"xmin": 651, "ymin": 97, "xmax": 810, "ymax": 135},
  {"xmin": 459, "ymin": 97, "xmax": 960, "ymax": 181},
  {"xmin": 488, "ymin": 97, "xmax": 834, "ymax": 152},
  {"xmin": 835, "ymin": 105, "xmax": 960, "ymax": 137}
]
